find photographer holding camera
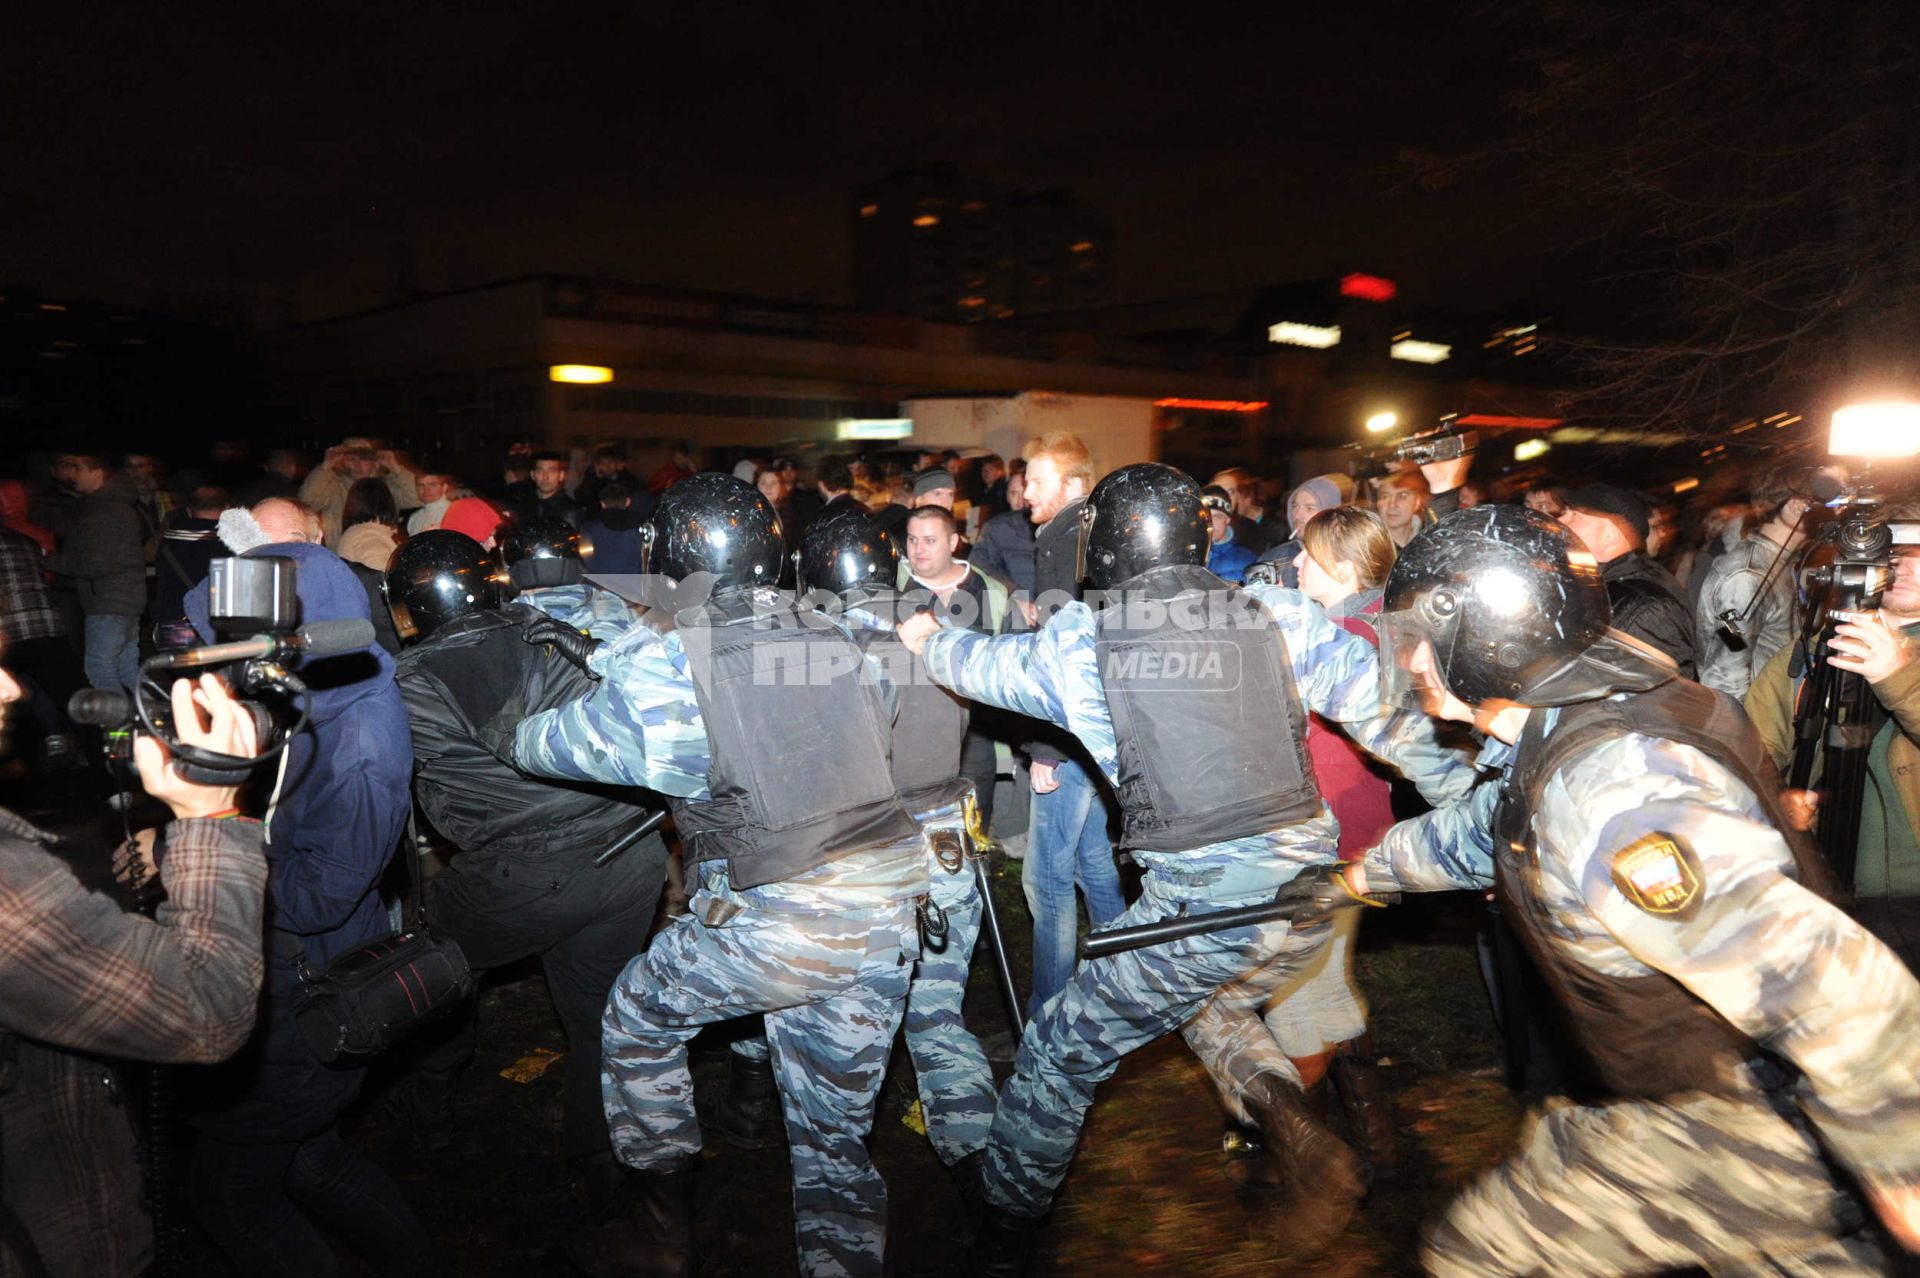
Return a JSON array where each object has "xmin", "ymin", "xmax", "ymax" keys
[
  {"xmin": 1746, "ymin": 504, "xmax": 1920, "ymax": 970},
  {"xmin": 0, "ymin": 661, "xmax": 266, "ymax": 1277}
]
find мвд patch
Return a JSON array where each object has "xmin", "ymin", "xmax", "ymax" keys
[{"xmin": 1609, "ymin": 832, "xmax": 1704, "ymax": 920}]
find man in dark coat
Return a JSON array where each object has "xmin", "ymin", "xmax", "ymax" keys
[{"xmin": 1559, "ymin": 484, "xmax": 1699, "ymax": 679}]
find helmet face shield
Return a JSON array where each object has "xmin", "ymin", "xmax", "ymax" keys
[{"xmin": 1373, "ymin": 607, "xmax": 1433, "ymax": 711}]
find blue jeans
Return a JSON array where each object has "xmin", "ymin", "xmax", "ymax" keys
[
  {"xmin": 1022, "ymin": 756, "xmax": 1124, "ymax": 1018},
  {"xmin": 83, "ymin": 613, "xmax": 140, "ymax": 693}
]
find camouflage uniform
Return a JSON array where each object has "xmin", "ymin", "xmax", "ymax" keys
[
  {"xmin": 728, "ymin": 790, "xmax": 993, "ymax": 1168},
  {"xmin": 513, "ymin": 610, "xmax": 927, "ymax": 1277},
  {"xmin": 920, "ymin": 583, "xmax": 1475, "ymax": 1218},
  {"xmin": 513, "ymin": 580, "xmax": 639, "ymax": 642},
  {"xmin": 1365, "ymin": 721, "xmax": 1920, "ymax": 1276},
  {"xmin": 730, "ymin": 602, "xmax": 997, "ymax": 1169}
]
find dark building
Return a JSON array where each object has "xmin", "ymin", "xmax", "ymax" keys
[{"xmin": 851, "ymin": 167, "xmax": 1113, "ymax": 323}]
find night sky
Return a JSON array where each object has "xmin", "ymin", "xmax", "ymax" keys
[{"xmin": 6, "ymin": 2, "xmax": 1545, "ymax": 325}]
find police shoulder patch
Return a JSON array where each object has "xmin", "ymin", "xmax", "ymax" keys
[{"xmin": 1609, "ymin": 832, "xmax": 1704, "ymax": 920}]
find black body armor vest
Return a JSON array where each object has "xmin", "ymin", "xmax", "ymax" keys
[
  {"xmin": 1494, "ymin": 677, "xmax": 1836, "ymax": 1099},
  {"xmin": 1096, "ymin": 563, "xmax": 1320, "ymax": 852},
  {"xmin": 848, "ymin": 614, "xmax": 970, "ymax": 815},
  {"xmin": 671, "ymin": 591, "xmax": 922, "ymax": 889}
]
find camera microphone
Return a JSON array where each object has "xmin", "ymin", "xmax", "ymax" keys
[{"xmin": 152, "ymin": 618, "xmax": 376, "ymax": 670}]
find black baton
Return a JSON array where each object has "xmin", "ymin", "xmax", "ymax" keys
[
  {"xmin": 972, "ymin": 853, "xmax": 1026, "ymax": 1035},
  {"xmin": 595, "ymin": 809, "xmax": 670, "ymax": 867},
  {"xmin": 1078, "ymin": 896, "xmax": 1310, "ymax": 961}
]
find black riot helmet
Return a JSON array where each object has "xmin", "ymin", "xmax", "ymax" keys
[
  {"xmin": 499, "ymin": 516, "xmax": 584, "ymax": 590},
  {"xmin": 1079, "ymin": 462, "xmax": 1210, "ymax": 591},
  {"xmin": 644, "ymin": 472, "xmax": 785, "ymax": 594},
  {"xmin": 1377, "ymin": 504, "xmax": 1676, "ymax": 710},
  {"xmin": 796, "ymin": 507, "xmax": 898, "ymax": 600},
  {"xmin": 385, "ymin": 530, "xmax": 503, "ymax": 640}
]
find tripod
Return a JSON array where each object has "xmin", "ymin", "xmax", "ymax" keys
[{"xmin": 1786, "ymin": 609, "xmax": 1878, "ymax": 892}]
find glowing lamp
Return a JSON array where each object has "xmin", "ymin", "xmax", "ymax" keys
[
  {"xmin": 1513, "ymin": 439, "xmax": 1551, "ymax": 462},
  {"xmin": 1267, "ymin": 322, "xmax": 1342, "ymax": 349},
  {"xmin": 1365, "ymin": 412, "xmax": 1398, "ymax": 434},
  {"xmin": 1830, "ymin": 402, "xmax": 1920, "ymax": 458},
  {"xmin": 549, "ymin": 365, "xmax": 613, "ymax": 384}
]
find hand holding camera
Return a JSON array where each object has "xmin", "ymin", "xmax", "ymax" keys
[{"xmin": 134, "ymin": 674, "xmax": 262, "ymax": 819}]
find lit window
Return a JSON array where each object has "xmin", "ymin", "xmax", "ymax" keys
[
  {"xmin": 913, "ymin": 214, "xmax": 940, "ymax": 228},
  {"xmin": 958, "ymin": 296, "xmax": 987, "ymax": 308},
  {"xmin": 1069, "ymin": 241, "xmax": 1094, "ymax": 253},
  {"xmin": 859, "ymin": 203, "xmax": 879, "ymax": 218}
]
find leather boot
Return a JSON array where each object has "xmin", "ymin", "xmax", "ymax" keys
[
  {"xmin": 1329, "ymin": 1033, "xmax": 1399, "ymax": 1183},
  {"xmin": 696, "ymin": 1049, "xmax": 778, "ymax": 1150},
  {"xmin": 1238, "ymin": 1072, "xmax": 1364, "ymax": 1256},
  {"xmin": 971, "ymin": 1204, "xmax": 1043, "ymax": 1278},
  {"xmin": 568, "ymin": 1159, "xmax": 694, "ymax": 1278}
]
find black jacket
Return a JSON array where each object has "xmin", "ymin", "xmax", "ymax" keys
[
  {"xmin": 396, "ymin": 611, "xmax": 663, "ymax": 861},
  {"xmin": 1602, "ymin": 551, "xmax": 1698, "ymax": 680},
  {"xmin": 1027, "ymin": 498, "xmax": 1088, "ymax": 765}
]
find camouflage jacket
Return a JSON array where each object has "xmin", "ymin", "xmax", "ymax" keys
[
  {"xmin": 921, "ymin": 583, "xmax": 1478, "ymax": 898},
  {"xmin": 511, "ymin": 590, "xmax": 926, "ymax": 909},
  {"xmin": 1366, "ymin": 708, "xmax": 1920, "ymax": 1192}
]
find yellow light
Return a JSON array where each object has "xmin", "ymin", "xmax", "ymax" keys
[
  {"xmin": 1365, "ymin": 412, "xmax": 1398, "ymax": 434},
  {"xmin": 1831, "ymin": 402, "xmax": 1920, "ymax": 457},
  {"xmin": 1513, "ymin": 439, "xmax": 1551, "ymax": 462},
  {"xmin": 912, "ymin": 214, "xmax": 940, "ymax": 228},
  {"xmin": 1672, "ymin": 477, "xmax": 1701, "ymax": 493},
  {"xmin": 549, "ymin": 364, "xmax": 613, "ymax": 384},
  {"xmin": 859, "ymin": 203, "xmax": 878, "ymax": 218}
]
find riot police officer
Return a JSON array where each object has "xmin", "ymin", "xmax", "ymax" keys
[
  {"xmin": 503, "ymin": 474, "xmax": 928, "ymax": 1278},
  {"xmin": 898, "ymin": 463, "xmax": 1475, "ymax": 1272},
  {"xmin": 803, "ymin": 508, "xmax": 998, "ymax": 1176},
  {"xmin": 385, "ymin": 530, "xmax": 670, "ymax": 1236},
  {"xmin": 1350, "ymin": 504, "xmax": 1920, "ymax": 1275}
]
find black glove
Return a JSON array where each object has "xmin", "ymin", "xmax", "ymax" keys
[
  {"xmin": 520, "ymin": 610, "xmax": 601, "ymax": 675},
  {"xmin": 1275, "ymin": 867, "xmax": 1401, "ymax": 928}
]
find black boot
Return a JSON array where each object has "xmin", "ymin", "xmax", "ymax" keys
[
  {"xmin": 568, "ymin": 1158, "xmax": 694, "ymax": 1278},
  {"xmin": 1238, "ymin": 1072, "xmax": 1364, "ymax": 1256},
  {"xmin": 970, "ymin": 1204, "xmax": 1043, "ymax": 1278},
  {"xmin": 696, "ymin": 1049, "xmax": 778, "ymax": 1150},
  {"xmin": 948, "ymin": 1151, "xmax": 988, "ymax": 1227},
  {"xmin": 1329, "ymin": 1034, "xmax": 1398, "ymax": 1183}
]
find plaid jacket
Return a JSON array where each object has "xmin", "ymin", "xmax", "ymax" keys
[
  {"xmin": 0, "ymin": 811, "xmax": 267, "ymax": 1277},
  {"xmin": 0, "ymin": 528, "xmax": 62, "ymax": 644}
]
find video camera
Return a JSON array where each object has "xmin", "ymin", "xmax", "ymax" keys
[
  {"xmin": 1795, "ymin": 467, "xmax": 1920, "ymax": 618},
  {"xmin": 1346, "ymin": 416, "xmax": 1478, "ymax": 478},
  {"xmin": 67, "ymin": 557, "xmax": 373, "ymax": 784}
]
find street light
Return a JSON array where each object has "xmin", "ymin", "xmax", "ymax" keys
[
  {"xmin": 549, "ymin": 364, "xmax": 614, "ymax": 384},
  {"xmin": 1365, "ymin": 411, "xmax": 1398, "ymax": 434},
  {"xmin": 1830, "ymin": 401, "xmax": 1920, "ymax": 458}
]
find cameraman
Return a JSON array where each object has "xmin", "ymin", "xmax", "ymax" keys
[
  {"xmin": 1746, "ymin": 516, "xmax": 1920, "ymax": 969},
  {"xmin": 0, "ymin": 665, "xmax": 266, "ymax": 1277}
]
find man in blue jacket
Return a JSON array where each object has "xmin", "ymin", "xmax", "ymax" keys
[{"xmin": 179, "ymin": 537, "xmax": 431, "ymax": 1277}]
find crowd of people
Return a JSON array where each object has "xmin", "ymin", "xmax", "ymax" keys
[{"xmin": 0, "ymin": 426, "xmax": 1917, "ymax": 1278}]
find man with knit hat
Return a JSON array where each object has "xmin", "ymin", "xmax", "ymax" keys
[
  {"xmin": 1253, "ymin": 474, "xmax": 1348, "ymax": 589},
  {"xmin": 1559, "ymin": 484, "xmax": 1698, "ymax": 680}
]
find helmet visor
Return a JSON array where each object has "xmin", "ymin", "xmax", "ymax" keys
[{"xmin": 1373, "ymin": 607, "xmax": 1434, "ymax": 711}]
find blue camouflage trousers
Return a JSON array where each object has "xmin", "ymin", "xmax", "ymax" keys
[
  {"xmin": 980, "ymin": 875, "xmax": 1334, "ymax": 1217},
  {"xmin": 904, "ymin": 842, "xmax": 994, "ymax": 1166},
  {"xmin": 731, "ymin": 844, "xmax": 996, "ymax": 1167},
  {"xmin": 601, "ymin": 890, "xmax": 917, "ymax": 1277},
  {"xmin": 1422, "ymin": 1091, "xmax": 1886, "ymax": 1277}
]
